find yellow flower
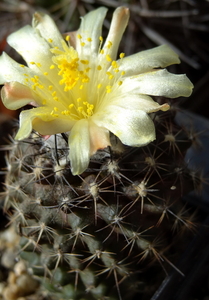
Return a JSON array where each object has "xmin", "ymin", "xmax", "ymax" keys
[{"xmin": 0, "ymin": 7, "xmax": 193, "ymax": 175}]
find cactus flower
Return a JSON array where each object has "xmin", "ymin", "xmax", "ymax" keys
[{"xmin": 0, "ymin": 7, "xmax": 193, "ymax": 175}]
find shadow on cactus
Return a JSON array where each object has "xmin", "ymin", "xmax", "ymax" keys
[{"xmin": 0, "ymin": 5, "xmax": 205, "ymax": 300}]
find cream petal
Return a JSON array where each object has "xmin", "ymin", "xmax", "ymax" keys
[
  {"xmin": 89, "ymin": 120, "xmax": 111, "ymax": 154},
  {"xmin": 33, "ymin": 117, "xmax": 76, "ymax": 136},
  {"xmin": 116, "ymin": 45, "xmax": 180, "ymax": 76},
  {"xmin": 98, "ymin": 93, "xmax": 169, "ymax": 113},
  {"xmin": 68, "ymin": 119, "xmax": 91, "ymax": 175},
  {"xmin": 32, "ymin": 12, "xmax": 64, "ymax": 49},
  {"xmin": 121, "ymin": 69, "xmax": 193, "ymax": 98},
  {"xmin": 1, "ymin": 81, "xmax": 34, "ymax": 109},
  {"xmin": 0, "ymin": 52, "xmax": 63, "ymax": 111},
  {"xmin": 0, "ymin": 52, "xmax": 34, "ymax": 84},
  {"xmin": 7, "ymin": 26, "xmax": 67, "ymax": 94},
  {"xmin": 101, "ymin": 7, "xmax": 129, "ymax": 61},
  {"xmin": 7, "ymin": 25, "xmax": 52, "ymax": 73},
  {"xmin": 76, "ymin": 7, "xmax": 108, "ymax": 59},
  {"xmin": 15, "ymin": 109, "xmax": 38, "ymax": 140},
  {"xmin": 0, "ymin": 53, "xmax": 53, "ymax": 95},
  {"xmin": 16, "ymin": 107, "xmax": 76, "ymax": 140},
  {"xmin": 92, "ymin": 107, "xmax": 155, "ymax": 146}
]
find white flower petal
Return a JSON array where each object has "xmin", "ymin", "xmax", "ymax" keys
[
  {"xmin": 32, "ymin": 12, "xmax": 64, "ymax": 49},
  {"xmin": 121, "ymin": 69, "xmax": 193, "ymax": 98},
  {"xmin": 8, "ymin": 26, "xmax": 67, "ymax": 93},
  {"xmin": 76, "ymin": 7, "xmax": 108, "ymax": 59},
  {"xmin": 98, "ymin": 93, "xmax": 169, "ymax": 113},
  {"xmin": 89, "ymin": 120, "xmax": 110, "ymax": 154},
  {"xmin": 69, "ymin": 119, "xmax": 91, "ymax": 175},
  {"xmin": 92, "ymin": 107, "xmax": 155, "ymax": 146},
  {"xmin": 101, "ymin": 7, "xmax": 129, "ymax": 61},
  {"xmin": 7, "ymin": 25, "xmax": 52, "ymax": 73},
  {"xmin": 33, "ymin": 116, "xmax": 76, "ymax": 136},
  {"xmin": 1, "ymin": 81, "xmax": 34, "ymax": 109},
  {"xmin": 0, "ymin": 52, "xmax": 34, "ymax": 84},
  {"xmin": 116, "ymin": 45, "xmax": 180, "ymax": 76},
  {"xmin": 16, "ymin": 107, "xmax": 76, "ymax": 140},
  {"xmin": 68, "ymin": 119, "xmax": 110, "ymax": 175},
  {"xmin": 15, "ymin": 109, "xmax": 39, "ymax": 140},
  {"xmin": 0, "ymin": 53, "xmax": 55, "ymax": 98}
]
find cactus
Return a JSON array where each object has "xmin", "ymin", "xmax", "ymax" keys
[{"xmin": 0, "ymin": 6, "xmax": 200, "ymax": 300}]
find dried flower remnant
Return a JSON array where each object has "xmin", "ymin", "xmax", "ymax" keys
[{"xmin": 0, "ymin": 7, "xmax": 193, "ymax": 175}]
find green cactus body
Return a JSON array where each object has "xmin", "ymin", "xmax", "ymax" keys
[{"xmin": 2, "ymin": 107, "xmax": 200, "ymax": 300}]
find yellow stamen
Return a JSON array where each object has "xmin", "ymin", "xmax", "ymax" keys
[
  {"xmin": 107, "ymin": 41, "xmax": 112, "ymax": 49},
  {"xmin": 81, "ymin": 60, "xmax": 89, "ymax": 65},
  {"xmin": 106, "ymin": 55, "xmax": 112, "ymax": 62}
]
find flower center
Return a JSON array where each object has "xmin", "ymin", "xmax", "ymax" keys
[
  {"xmin": 23, "ymin": 35, "xmax": 125, "ymax": 121},
  {"xmin": 51, "ymin": 40, "xmax": 90, "ymax": 92}
]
